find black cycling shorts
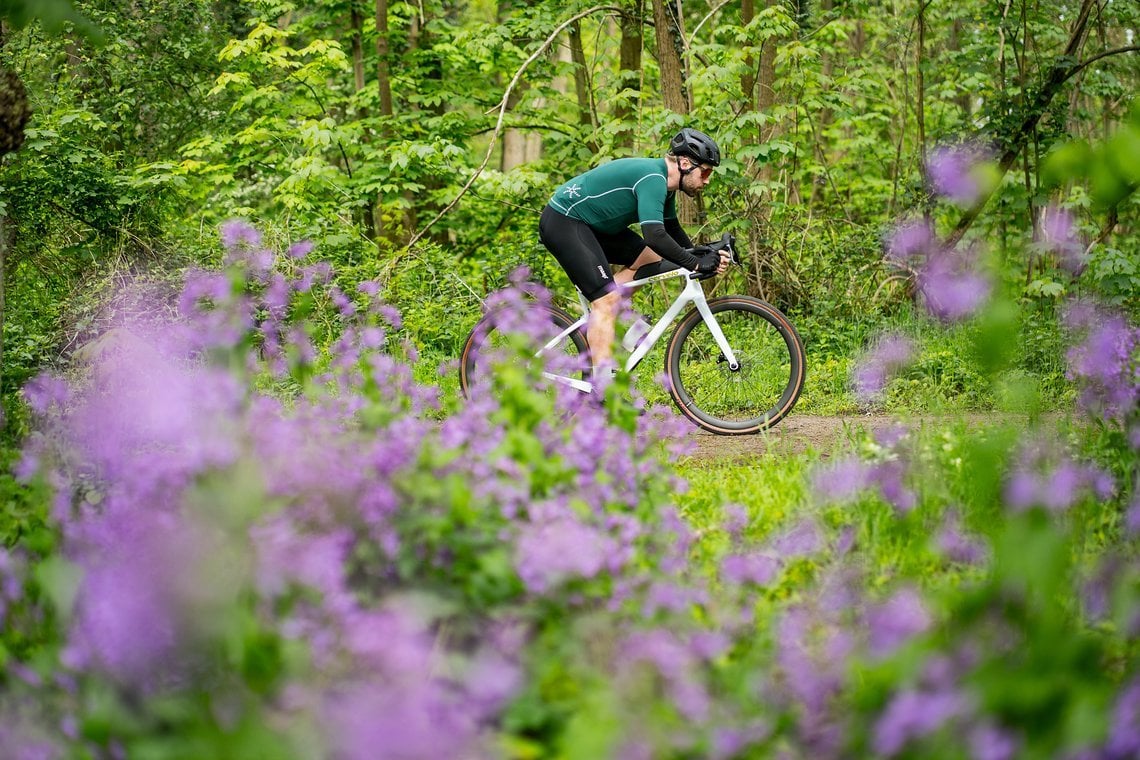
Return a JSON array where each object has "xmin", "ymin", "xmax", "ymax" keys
[{"xmin": 538, "ymin": 205, "xmax": 648, "ymax": 302}]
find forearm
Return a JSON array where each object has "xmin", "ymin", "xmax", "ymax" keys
[
  {"xmin": 664, "ymin": 217, "xmax": 693, "ymax": 249},
  {"xmin": 643, "ymin": 223, "xmax": 699, "ymax": 269}
]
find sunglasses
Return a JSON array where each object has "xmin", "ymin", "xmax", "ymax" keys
[{"xmin": 684, "ymin": 162, "xmax": 715, "ymax": 179}]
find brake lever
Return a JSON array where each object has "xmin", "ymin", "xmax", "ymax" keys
[{"xmin": 687, "ymin": 232, "xmax": 738, "ymax": 279}]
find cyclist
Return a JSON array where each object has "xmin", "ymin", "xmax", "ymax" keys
[{"xmin": 538, "ymin": 127, "xmax": 730, "ymax": 379}]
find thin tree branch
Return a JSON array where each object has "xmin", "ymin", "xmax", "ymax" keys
[
  {"xmin": 686, "ymin": 0, "xmax": 733, "ymax": 48},
  {"xmin": 406, "ymin": 5, "xmax": 623, "ymax": 250},
  {"xmin": 1069, "ymin": 45, "xmax": 1140, "ymax": 77}
]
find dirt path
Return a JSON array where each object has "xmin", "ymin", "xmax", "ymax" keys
[
  {"xmin": 681, "ymin": 415, "xmax": 897, "ymax": 461},
  {"xmin": 682, "ymin": 413, "xmax": 1028, "ymax": 460}
]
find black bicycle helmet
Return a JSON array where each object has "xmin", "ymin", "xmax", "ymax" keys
[{"xmin": 669, "ymin": 127, "xmax": 721, "ymax": 167}]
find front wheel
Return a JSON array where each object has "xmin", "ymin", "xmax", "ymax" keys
[{"xmin": 665, "ymin": 296, "xmax": 805, "ymax": 435}]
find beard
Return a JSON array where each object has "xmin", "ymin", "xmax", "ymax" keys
[{"xmin": 680, "ymin": 177, "xmax": 703, "ymax": 197}]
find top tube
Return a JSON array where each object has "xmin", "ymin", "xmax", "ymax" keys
[{"xmin": 624, "ymin": 260, "xmax": 687, "ymax": 288}]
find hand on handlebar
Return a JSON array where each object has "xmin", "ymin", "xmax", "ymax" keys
[
  {"xmin": 688, "ymin": 232, "xmax": 737, "ymax": 279},
  {"xmin": 694, "ymin": 248, "xmax": 728, "ymax": 275}
]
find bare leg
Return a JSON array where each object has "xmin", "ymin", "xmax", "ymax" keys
[
  {"xmin": 614, "ymin": 247, "xmax": 661, "ymax": 286},
  {"xmin": 587, "ymin": 290, "xmax": 620, "ymax": 370},
  {"xmin": 590, "ymin": 248, "xmax": 663, "ymax": 374}
]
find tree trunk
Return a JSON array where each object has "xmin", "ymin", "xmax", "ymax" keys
[
  {"xmin": 614, "ymin": 0, "xmax": 643, "ymax": 151},
  {"xmin": 749, "ymin": 0, "xmax": 789, "ymax": 297},
  {"xmin": 568, "ymin": 21, "xmax": 594, "ymax": 134},
  {"xmin": 740, "ymin": 0, "xmax": 756, "ymax": 115},
  {"xmin": 810, "ymin": 0, "xmax": 834, "ymax": 206},
  {"xmin": 651, "ymin": 0, "xmax": 693, "ymax": 222},
  {"xmin": 651, "ymin": 0, "xmax": 688, "ymax": 114},
  {"xmin": 350, "ymin": 1, "xmax": 366, "ymax": 94},
  {"xmin": 375, "ymin": 0, "xmax": 393, "ymax": 119}
]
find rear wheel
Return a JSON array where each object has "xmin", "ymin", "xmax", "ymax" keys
[
  {"xmin": 459, "ymin": 303, "xmax": 590, "ymax": 398},
  {"xmin": 665, "ymin": 296, "xmax": 805, "ymax": 434}
]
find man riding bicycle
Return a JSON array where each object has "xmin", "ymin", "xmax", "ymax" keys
[{"xmin": 538, "ymin": 127, "xmax": 731, "ymax": 379}]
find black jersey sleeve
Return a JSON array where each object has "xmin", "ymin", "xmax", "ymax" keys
[
  {"xmin": 642, "ymin": 222, "xmax": 700, "ymax": 270},
  {"xmin": 664, "ymin": 217, "xmax": 693, "ymax": 249}
]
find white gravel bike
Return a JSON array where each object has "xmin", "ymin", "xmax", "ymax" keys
[{"xmin": 458, "ymin": 234, "xmax": 806, "ymax": 434}]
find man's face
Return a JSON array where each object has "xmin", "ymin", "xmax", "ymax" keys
[{"xmin": 679, "ymin": 157, "xmax": 714, "ymax": 197}]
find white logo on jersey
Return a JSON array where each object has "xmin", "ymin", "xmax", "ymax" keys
[{"xmin": 564, "ymin": 183, "xmax": 582, "ymax": 199}]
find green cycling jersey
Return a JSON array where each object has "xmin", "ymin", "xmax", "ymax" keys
[{"xmin": 548, "ymin": 158, "xmax": 679, "ymax": 235}]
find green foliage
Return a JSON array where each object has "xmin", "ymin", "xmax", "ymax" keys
[{"xmin": 0, "ymin": 0, "xmax": 101, "ymax": 39}]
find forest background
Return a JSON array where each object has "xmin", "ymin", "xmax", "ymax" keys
[
  {"xmin": 0, "ymin": 0, "xmax": 1137, "ymax": 420},
  {"xmin": 0, "ymin": 0, "xmax": 1139, "ymax": 758}
]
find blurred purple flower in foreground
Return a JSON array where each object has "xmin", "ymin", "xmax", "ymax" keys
[
  {"xmin": 1040, "ymin": 205, "xmax": 1086, "ymax": 274},
  {"xmin": 886, "ymin": 220, "xmax": 936, "ymax": 263},
  {"xmin": 1063, "ymin": 301, "xmax": 1139, "ymax": 425},
  {"xmin": 866, "ymin": 586, "xmax": 931, "ymax": 658},
  {"xmin": 1107, "ymin": 678, "xmax": 1140, "ymax": 758},
  {"xmin": 853, "ymin": 333, "xmax": 915, "ymax": 404},
  {"xmin": 812, "ymin": 457, "xmax": 875, "ymax": 503},
  {"xmin": 969, "ymin": 722, "xmax": 1020, "ymax": 760},
  {"xmin": 936, "ymin": 511, "xmax": 987, "ymax": 565},
  {"xmin": 918, "ymin": 247, "xmax": 991, "ymax": 322},
  {"xmin": 885, "ymin": 218, "xmax": 991, "ymax": 323},
  {"xmin": 873, "ymin": 686, "xmax": 968, "ymax": 756},
  {"xmin": 927, "ymin": 144, "xmax": 989, "ymax": 206},
  {"xmin": 1004, "ymin": 445, "xmax": 1114, "ymax": 513},
  {"xmin": 515, "ymin": 515, "xmax": 617, "ymax": 593},
  {"xmin": 1125, "ymin": 494, "xmax": 1140, "ymax": 538}
]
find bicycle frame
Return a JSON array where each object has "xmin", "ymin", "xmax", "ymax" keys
[{"xmin": 538, "ymin": 265, "xmax": 741, "ymax": 394}]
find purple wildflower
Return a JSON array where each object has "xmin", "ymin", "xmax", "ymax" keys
[
  {"xmin": 465, "ymin": 651, "xmax": 522, "ymax": 716},
  {"xmin": 918, "ymin": 248, "xmax": 991, "ymax": 322},
  {"xmin": 812, "ymin": 457, "xmax": 875, "ymax": 503},
  {"xmin": 1106, "ymin": 679, "xmax": 1140, "ymax": 758},
  {"xmin": 875, "ymin": 423, "xmax": 911, "ymax": 448},
  {"xmin": 927, "ymin": 144, "xmax": 988, "ymax": 206},
  {"xmin": 1004, "ymin": 446, "xmax": 1115, "ymax": 513},
  {"xmin": 621, "ymin": 629, "xmax": 710, "ymax": 723},
  {"xmin": 1062, "ymin": 301, "xmax": 1139, "ymax": 424},
  {"xmin": 886, "ymin": 219, "xmax": 937, "ymax": 263},
  {"xmin": 971, "ymin": 724, "xmax": 1016, "ymax": 760},
  {"xmin": 1040, "ymin": 205, "xmax": 1085, "ymax": 274},
  {"xmin": 287, "ymin": 240, "xmax": 314, "ymax": 259},
  {"xmin": 68, "ymin": 553, "xmax": 181, "ymax": 687},
  {"xmin": 515, "ymin": 516, "xmax": 617, "ymax": 593},
  {"xmin": 723, "ymin": 503, "xmax": 750, "ymax": 537},
  {"xmin": 721, "ymin": 552, "xmax": 781, "ymax": 586},
  {"xmin": 873, "ymin": 686, "xmax": 969, "ymax": 756},
  {"xmin": 1125, "ymin": 494, "xmax": 1140, "ymax": 538},
  {"xmin": 322, "ymin": 681, "xmax": 482, "ymax": 760},
  {"xmin": 771, "ymin": 518, "xmax": 825, "ymax": 558},
  {"xmin": 854, "ymin": 333, "xmax": 915, "ymax": 404},
  {"xmin": 22, "ymin": 373, "xmax": 70, "ymax": 415},
  {"xmin": 866, "ymin": 587, "xmax": 931, "ymax": 657},
  {"xmin": 936, "ymin": 511, "xmax": 986, "ymax": 564},
  {"xmin": 872, "ymin": 460, "xmax": 918, "ymax": 513},
  {"xmin": 220, "ymin": 219, "xmax": 261, "ymax": 249}
]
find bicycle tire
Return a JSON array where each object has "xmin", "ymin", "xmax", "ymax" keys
[
  {"xmin": 665, "ymin": 296, "xmax": 805, "ymax": 435},
  {"xmin": 459, "ymin": 303, "xmax": 590, "ymax": 398}
]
